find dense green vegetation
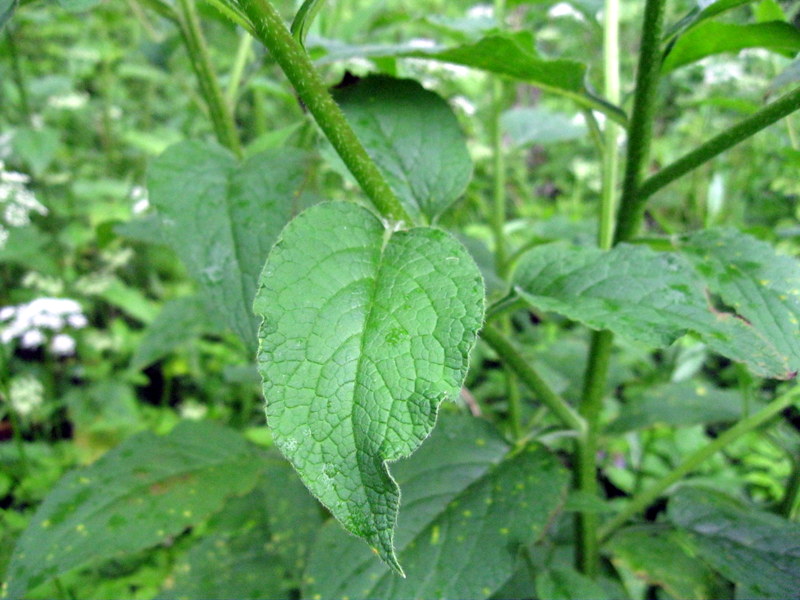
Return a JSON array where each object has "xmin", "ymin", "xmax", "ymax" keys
[{"xmin": 2, "ymin": 0, "xmax": 800, "ymax": 598}]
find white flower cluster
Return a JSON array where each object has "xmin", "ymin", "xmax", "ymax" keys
[
  {"xmin": 130, "ymin": 185, "xmax": 150, "ymax": 215},
  {"xmin": 7, "ymin": 374, "xmax": 44, "ymax": 416},
  {"xmin": 0, "ymin": 297, "xmax": 87, "ymax": 356},
  {"xmin": 0, "ymin": 161, "xmax": 47, "ymax": 250}
]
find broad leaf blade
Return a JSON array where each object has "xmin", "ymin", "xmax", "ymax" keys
[
  {"xmin": 501, "ymin": 107, "xmax": 587, "ymax": 146},
  {"xmin": 304, "ymin": 414, "xmax": 569, "ymax": 599},
  {"xmin": 607, "ymin": 381, "xmax": 743, "ymax": 433},
  {"xmin": 5, "ymin": 421, "xmax": 262, "ymax": 598},
  {"xmin": 148, "ymin": 141, "xmax": 307, "ymax": 353},
  {"xmin": 512, "ymin": 241, "xmax": 796, "ymax": 378},
  {"xmin": 254, "ymin": 202, "xmax": 485, "ymax": 571},
  {"xmin": 535, "ymin": 567, "xmax": 611, "ymax": 600},
  {"xmin": 679, "ymin": 228, "xmax": 800, "ymax": 378},
  {"xmin": 334, "ymin": 75, "xmax": 472, "ymax": 224},
  {"xmin": 669, "ymin": 487, "xmax": 800, "ymax": 598},
  {"xmin": 663, "ymin": 21, "xmax": 800, "ymax": 71}
]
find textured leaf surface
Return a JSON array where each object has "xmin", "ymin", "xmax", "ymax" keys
[
  {"xmin": 608, "ymin": 525, "xmax": 725, "ymax": 600},
  {"xmin": 148, "ymin": 140, "xmax": 306, "ymax": 352},
  {"xmin": 501, "ymin": 107, "xmax": 587, "ymax": 146},
  {"xmin": 664, "ymin": 21, "xmax": 800, "ymax": 71},
  {"xmin": 5, "ymin": 422, "xmax": 262, "ymax": 598},
  {"xmin": 679, "ymin": 228, "xmax": 800, "ymax": 377},
  {"xmin": 535, "ymin": 567, "xmax": 611, "ymax": 600},
  {"xmin": 669, "ymin": 487, "xmax": 800, "ymax": 598},
  {"xmin": 607, "ymin": 381, "xmax": 743, "ymax": 433},
  {"xmin": 334, "ymin": 75, "xmax": 472, "ymax": 224},
  {"xmin": 161, "ymin": 453, "xmax": 321, "ymax": 600},
  {"xmin": 314, "ymin": 32, "xmax": 624, "ymax": 123},
  {"xmin": 513, "ymin": 241, "xmax": 797, "ymax": 378},
  {"xmin": 304, "ymin": 414, "xmax": 569, "ymax": 599},
  {"xmin": 254, "ymin": 202, "xmax": 484, "ymax": 571}
]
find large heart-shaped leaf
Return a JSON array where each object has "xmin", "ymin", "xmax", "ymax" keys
[
  {"xmin": 334, "ymin": 75, "xmax": 472, "ymax": 224},
  {"xmin": 148, "ymin": 140, "xmax": 307, "ymax": 353},
  {"xmin": 304, "ymin": 414, "xmax": 569, "ymax": 599},
  {"xmin": 669, "ymin": 487, "xmax": 800, "ymax": 598},
  {"xmin": 4, "ymin": 422, "xmax": 263, "ymax": 598},
  {"xmin": 253, "ymin": 202, "xmax": 484, "ymax": 572},
  {"xmin": 513, "ymin": 239, "xmax": 800, "ymax": 378}
]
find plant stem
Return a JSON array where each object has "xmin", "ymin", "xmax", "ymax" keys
[
  {"xmin": 234, "ymin": 0, "xmax": 412, "ymax": 223},
  {"xmin": 599, "ymin": 385, "xmax": 800, "ymax": 541},
  {"xmin": 637, "ymin": 85, "xmax": 800, "ymax": 201},
  {"xmin": 226, "ymin": 30, "xmax": 253, "ymax": 108},
  {"xmin": 481, "ymin": 325, "xmax": 586, "ymax": 433},
  {"xmin": 176, "ymin": 0, "xmax": 242, "ymax": 156},
  {"xmin": 490, "ymin": 0, "xmax": 507, "ymax": 275},
  {"xmin": 599, "ymin": 0, "xmax": 620, "ymax": 250},
  {"xmin": 779, "ymin": 455, "xmax": 800, "ymax": 519},
  {"xmin": 613, "ymin": 0, "xmax": 667, "ymax": 244},
  {"xmin": 575, "ymin": 328, "xmax": 613, "ymax": 576}
]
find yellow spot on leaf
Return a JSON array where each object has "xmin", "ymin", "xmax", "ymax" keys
[
  {"xmin": 499, "ymin": 527, "xmax": 509, "ymax": 535},
  {"xmin": 462, "ymin": 509, "xmax": 472, "ymax": 517},
  {"xmin": 475, "ymin": 438, "xmax": 486, "ymax": 446},
  {"xmin": 431, "ymin": 525, "xmax": 440, "ymax": 545}
]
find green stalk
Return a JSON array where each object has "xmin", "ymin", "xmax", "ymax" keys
[
  {"xmin": 176, "ymin": 0, "xmax": 242, "ymax": 156},
  {"xmin": 490, "ymin": 0, "xmax": 507, "ymax": 275},
  {"xmin": 481, "ymin": 325, "xmax": 586, "ymax": 433},
  {"xmin": 779, "ymin": 455, "xmax": 800, "ymax": 519},
  {"xmin": 226, "ymin": 30, "xmax": 253, "ymax": 108},
  {"xmin": 598, "ymin": 0, "xmax": 620, "ymax": 250},
  {"xmin": 637, "ymin": 85, "xmax": 800, "ymax": 201},
  {"xmin": 599, "ymin": 386, "xmax": 800, "ymax": 541},
  {"xmin": 234, "ymin": 0, "xmax": 412, "ymax": 223},
  {"xmin": 613, "ymin": 0, "xmax": 667, "ymax": 244}
]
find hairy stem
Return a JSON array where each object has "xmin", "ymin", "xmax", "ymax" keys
[
  {"xmin": 613, "ymin": 0, "xmax": 667, "ymax": 244},
  {"xmin": 481, "ymin": 325, "xmax": 586, "ymax": 433},
  {"xmin": 235, "ymin": 0, "xmax": 411, "ymax": 223},
  {"xmin": 638, "ymin": 85, "xmax": 800, "ymax": 200},
  {"xmin": 599, "ymin": 386, "xmax": 800, "ymax": 540},
  {"xmin": 176, "ymin": 0, "xmax": 242, "ymax": 156},
  {"xmin": 226, "ymin": 30, "xmax": 253, "ymax": 108}
]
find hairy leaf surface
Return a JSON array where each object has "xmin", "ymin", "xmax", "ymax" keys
[
  {"xmin": 254, "ymin": 202, "xmax": 484, "ymax": 572},
  {"xmin": 5, "ymin": 422, "xmax": 262, "ymax": 598},
  {"xmin": 304, "ymin": 414, "xmax": 569, "ymax": 599},
  {"xmin": 148, "ymin": 140, "xmax": 306, "ymax": 353},
  {"xmin": 335, "ymin": 75, "xmax": 472, "ymax": 224},
  {"xmin": 669, "ymin": 487, "xmax": 800, "ymax": 598},
  {"xmin": 513, "ymin": 241, "xmax": 798, "ymax": 378}
]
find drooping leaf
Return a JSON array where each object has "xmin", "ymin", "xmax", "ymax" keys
[
  {"xmin": 679, "ymin": 228, "xmax": 800, "ymax": 378},
  {"xmin": 4, "ymin": 421, "xmax": 263, "ymax": 598},
  {"xmin": 664, "ymin": 0, "xmax": 757, "ymax": 41},
  {"xmin": 334, "ymin": 75, "xmax": 472, "ymax": 224},
  {"xmin": 291, "ymin": 0, "xmax": 327, "ymax": 45},
  {"xmin": 535, "ymin": 567, "xmax": 611, "ymax": 600},
  {"xmin": 304, "ymin": 414, "xmax": 569, "ymax": 599},
  {"xmin": 669, "ymin": 487, "xmax": 800, "ymax": 598},
  {"xmin": 607, "ymin": 381, "xmax": 743, "ymax": 433},
  {"xmin": 253, "ymin": 202, "xmax": 485, "ymax": 572},
  {"xmin": 312, "ymin": 32, "xmax": 626, "ymax": 124},
  {"xmin": 130, "ymin": 296, "xmax": 218, "ymax": 371},
  {"xmin": 608, "ymin": 525, "xmax": 727, "ymax": 600},
  {"xmin": 501, "ymin": 106, "xmax": 587, "ymax": 146},
  {"xmin": 663, "ymin": 21, "xmax": 800, "ymax": 72},
  {"xmin": 512, "ymin": 240, "xmax": 799, "ymax": 378},
  {"xmin": 148, "ymin": 140, "xmax": 307, "ymax": 353}
]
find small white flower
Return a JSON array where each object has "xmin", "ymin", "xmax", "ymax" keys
[
  {"xmin": 179, "ymin": 400, "xmax": 208, "ymax": 421},
  {"xmin": 67, "ymin": 313, "xmax": 88, "ymax": 328},
  {"xmin": 408, "ymin": 38, "xmax": 437, "ymax": 49},
  {"xmin": 4, "ymin": 202, "xmax": 31, "ymax": 227},
  {"xmin": 51, "ymin": 333, "xmax": 76, "ymax": 356},
  {"xmin": 467, "ymin": 4, "xmax": 493, "ymax": 19},
  {"xmin": 8, "ymin": 375, "xmax": 44, "ymax": 416},
  {"xmin": 452, "ymin": 96, "xmax": 477, "ymax": 116},
  {"xmin": 47, "ymin": 92, "xmax": 89, "ymax": 110},
  {"xmin": 20, "ymin": 329, "xmax": 45, "ymax": 348},
  {"xmin": 548, "ymin": 2, "xmax": 585, "ymax": 20}
]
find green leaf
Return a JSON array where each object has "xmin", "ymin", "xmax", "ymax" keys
[
  {"xmin": 664, "ymin": 0, "xmax": 757, "ymax": 41},
  {"xmin": 313, "ymin": 32, "xmax": 626, "ymax": 125},
  {"xmin": 162, "ymin": 453, "xmax": 321, "ymax": 600},
  {"xmin": 608, "ymin": 525, "xmax": 726, "ymax": 599},
  {"xmin": 304, "ymin": 414, "xmax": 569, "ymax": 599},
  {"xmin": 290, "ymin": 0, "xmax": 327, "ymax": 46},
  {"xmin": 130, "ymin": 296, "xmax": 218, "ymax": 371},
  {"xmin": 4, "ymin": 421, "xmax": 263, "ymax": 598},
  {"xmin": 501, "ymin": 107, "xmax": 587, "ymax": 146},
  {"xmin": 535, "ymin": 567, "xmax": 611, "ymax": 600},
  {"xmin": 12, "ymin": 126, "xmax": 59, "ymax": 176},
  {"xmin": 253, "ymin": 202, "xmax": 485, "ymax": 572},
  {"xmin": 669, "ymin": 487, "xmax": 800, "ymax": 598},
  {"xmin": 57, "ymin": 0, "xmax": 101, "ymax": 11},
  {"xmin": 148, "ymin": 141, "xmax": 307, "ymax": 353},
  {"xmin": 663, "ymin": 21, "xmax": 800, "ymax": 72},
  {"xmin": 512, "ymin": 240, "xmax": 799, "ymax": 378},
  {"xmin": 334, "ymin": 75, "xmax": 472, "ymax": 224},
  {"xmin": 679, "ymin": 228, "xmax": 800, "ymax": 378},
  {"xmin": 607, "ymin": 381, "xmax": 743, "ymax": 433}
]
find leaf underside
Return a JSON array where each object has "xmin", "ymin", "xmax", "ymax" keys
[{"xmin": 253, "ymin": 202, "xmax": 485, "ymax": 572}]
